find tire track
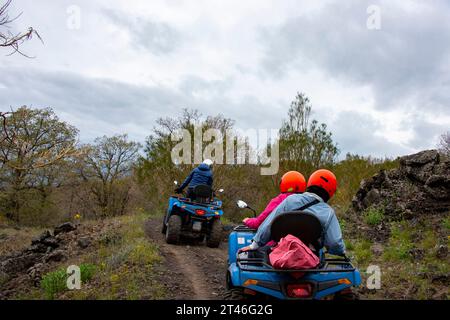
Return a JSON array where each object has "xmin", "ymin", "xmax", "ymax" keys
[{"xmin": 144, "ymin": 218, "xmax": 227, "ymax": 300}]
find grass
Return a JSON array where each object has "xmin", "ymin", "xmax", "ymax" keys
[
  {"xmin": 40, "ymin": 263, "xmax": 97, "ymax": 300},
  {"xmin": 41, "ymin": 269, "xmax": 68, "ymax": 300},
  {"xmin": 0, "ymin": 226, "xmax": 46, "ymax": 256},
  {"xmin": 383, "ymin": 222, "xmax": 414, "ymax": 262},
  {"xmin": 421, "ymin": 230, "xmax": 437, "ymax": 251},
  {"xmin": 7, "ymin": 211, "xmax": 165, "ymax": 300},
  {"xmin": 443, "ymin": 216, "xmax": 450, "ymax": 230},
  {"xmin": 80, "ymin": 264, "xmax": 97, "ymax": 283},
  {"xmin": 363, "ymin": 206, "xmax": 384, "ymax": 226},
  {"xmin": 344, "ymin": 239, "xmax": 354, "ymax": 251},
  {"xmin": 67, "ymin": 212, "xmax": 164, "ymax": 300},
  {"xmin": 351, "ymin": 239, "xmax": 373, "ymax": 267}
]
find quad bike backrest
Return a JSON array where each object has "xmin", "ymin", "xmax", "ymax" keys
[
  {"xmin": 270, "ymin": 211, "xmax": 323, "ymax": 252},
  {"xmin": 193, "ymin": 184, "xmax": 213, "ymax": 203}
]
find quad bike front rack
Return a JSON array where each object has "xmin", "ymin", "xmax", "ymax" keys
[{"xmin": 237, "ymin": 252, "xmax": 356, "ymax": 273}]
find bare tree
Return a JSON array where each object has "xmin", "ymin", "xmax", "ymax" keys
[
  {"xmin": 0, "ymin": 106, "xmax": 79, "ymax": 222},
  {"xmin": 80, "ymin": 135, "xmax": 141, "ymax": 217},
  {"xmin": 438, "ymin": 132, "xmax": 450, "ymax": 155},
  {"xmin": 0, "ymin": 0, "xmax": 42, "ymax": 57}
]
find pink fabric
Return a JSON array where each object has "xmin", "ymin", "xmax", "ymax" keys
[
  {"xmin": 269, "ymin": 234, "xmax": 320, "ymax": 273},
  {"xmin": 244, "ymin": 193, "xmax": 293, "ymax": 229}
]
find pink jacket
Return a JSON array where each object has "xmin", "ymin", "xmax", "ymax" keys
[{"xmin": 244, "ymin": 193, "xmax": 293, "ymax": 229}]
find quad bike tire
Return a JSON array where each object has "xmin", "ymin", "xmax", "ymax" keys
[
  {"xmin": 165, "ymin": 215, "xmax": 182, "ymax": 244},
  {"xmin": 206, "ymin": 219, "xmax": 222, "ymax": 248},
  {"xmin": 224, "ymin": 288, "xmax": 247, "ymax": 300},
  {"xmin": 161, "ymin": 214, "xmax": 168, "ymax": 234},
  {"xmin": 333, "ymin": 289, "xmax": 359, "ymax": 300}
]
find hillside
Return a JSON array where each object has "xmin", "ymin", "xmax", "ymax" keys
[{"xmin": 0, "ymin": 150, "xmax": 448, "ymax": 300}]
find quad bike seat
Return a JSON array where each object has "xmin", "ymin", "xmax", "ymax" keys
[
  {"xmin": 270, "ymin": 211, "xmax": 323, "ymax": 254},
  {"xmin": 189, "ymin": 184, "xmax": 213, "ymax": 204},
  {"xmin": 245, "ymin": 211, "xmax": 324, "ymax": 263}
]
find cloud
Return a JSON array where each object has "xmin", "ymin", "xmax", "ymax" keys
[
  {"xmin": 402, "ymin": 115, "xmax": 449, "ymax": 150},
  {"xmin": 0, "ymin": 66, "xmax": 278, "ymax": 143},
  {"xmin": 0, "ymin": 66, "xmax": 184, "ymax": 142},
  {"xmin": 103, "ymin": 8, "xmax": 181, "ymax": 55},
  {"xmin": 259, "ymin": 0, "xmax": 450, "ymax": 112},
  {"xmin": 330, "ymin": 111, "xmax": 415, "ymax": 158},
  {"xmin": 1, "ymin": 0, "xmax": 448, "ymax": 159}
]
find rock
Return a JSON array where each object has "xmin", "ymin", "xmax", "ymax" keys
[
  {"xmin": 363, "ymin": 189, "xmax": 381, "ymax": 207},
  {"xmin": 0, "ymin": 252, "xmax": 43, "ymax": 274},
  {"xmin": 28, "ymin": 231, "xmax": 60, "ymax": 253},
  {"xmin": 408, "ymin": 248, "xmax": 424, "ymax": 260},
  {"xmin": 431, "ymin": 274, "xmax": 449, "ymax": 285},
  {"xmin": 432, "ymin": 288, "xmax": 449, "ymax": 300},
  {"xmin": 27, "ymin": 243, "xmax": 49, "ymax": 254},
  {"xmin": 54, "ymin": 222, "xmax": 76, "ymax": 235},
  {"xmin": 41, "ymin": 237, "xmax": 59, "ymax": 248},
  {"xmin": 352, "ymin": 150, "xmax": 450, "ymax": 220},
  {"xmin": 77, "ymin": 237, "xmax": 91, "ymax": 249},
  {"xmin": 436, "ymin": 245, "xmax": 448, "ymax": 259},
  {"xmin": 27, "ymin": 263, "xmax": 44, "ymax": 286},
  {"xmin": 45, "ymin": 250, "xmax": 67, "ymax": 262},
  {"xmin": 31, "ymin": 231, "xmax": 52, "ymax": 245},
  {"xmin": 371, "ymin": 243, "xmax": 384, "ymax": 256},
  {"xmin": 401, "ymin": 149, "xmax": 439, "ymax": 167}
]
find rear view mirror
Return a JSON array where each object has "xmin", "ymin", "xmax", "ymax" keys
[
  {"xmin": 174, "ymin": 180, "xmax": 178, "ymax": 186},
  {"xmin": 218, "ymin": 189, "xmax": 224, "ymax": 193},
  {"xmin": 236, "ymin": 200, "xmax": 248, "ymax": 209}
]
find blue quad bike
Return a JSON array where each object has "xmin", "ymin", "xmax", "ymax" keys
[
  {"xmin": 162, "ymin": 182, "xmax": 224, "ymax": 248},
  {"xmin": 225, "ymin": 200, "xmax": 361, "ymax": 300}
]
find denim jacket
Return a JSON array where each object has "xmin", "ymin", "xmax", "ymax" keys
[{"xmin": 252, "ymin": 192, "xmax": 346, "ymax": 256}]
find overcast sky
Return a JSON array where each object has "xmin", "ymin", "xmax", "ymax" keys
[{"xmin": 1, "ymin": 0, "xmax": 449, "ymax": 159}]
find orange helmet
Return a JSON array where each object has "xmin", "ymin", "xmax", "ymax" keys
[
  {"xmin": 280, "ymin": 171, "xmax": 306, "ymax": 193},
  {"xmin": 307, "ymin": 169, "xmax": 337, "ymax": 199}
]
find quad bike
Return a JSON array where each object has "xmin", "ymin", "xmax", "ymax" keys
[
  {"xmin": 225, "ymin": 200, "xmax": 361, "ymax": 300},
  {"xmin": 162, "ymin": 181, "xmax": 224, "ymax": 248}
]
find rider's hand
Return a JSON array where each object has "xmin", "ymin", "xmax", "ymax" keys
[
  {"xmin": 238, "ymin": 245, "xmax": 252, "ymax": 253},
  {"xmin": 242, "ymin": 218, "xmax": 249, "ymax": 224},
  {"xmin": 238, "ymin": 241, "xmax": 259, "ymax": 253}
]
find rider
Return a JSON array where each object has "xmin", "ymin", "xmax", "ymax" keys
[
  {"xmin": 241, "ymin": 169, "xmax": 346, "ymax": 256},
  {"xmin": 175, "ymin": 159, "xmax": 213, "ymax": 199},
  {"xmin": 243, "ymin": 171, "xmax": 306, "ymax": 229}
]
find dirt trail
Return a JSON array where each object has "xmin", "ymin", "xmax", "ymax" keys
[{"xmin": 144, "ymin": 218, "xmax": 228, "ymax": 300}]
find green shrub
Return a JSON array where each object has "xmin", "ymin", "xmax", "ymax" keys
[
  {"xmin": 41, "ymin": 263, "xmax": 97, "ymax": 299},
  {"xmin": 443, "ymin": 216, "xmax": 450, "ymax": 230},
  {"xmin": 421, "ymin": 230, "xmax": 437, "ymax": 251},
  {"xmin": 41, "ymin": 268, "xmax": 67, "ymax": 300},
  {"xmin": 129, "ymin": 240, "xmax": 161, "ymax": 267},
  {"xmin": 383, "ymin": 222, "xmax": 413, "ymax": 261},
  {"xmin": 80, "ymin": 263, "xmax": 96, "ymax": 282},
  {"xmin": 339, "ymin": 219, "xmax": 347, "ymax": 234},
  {"xmin": 364, "ymin": 207, "xmax": 384, "ymax": 226},
  {"xmin": 353, "ymin": 240, "xmax": 373, "ymax": 266},
  {"xmin": 344, "ymin": 239, "xmax": 354, "ymax": 251}
]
